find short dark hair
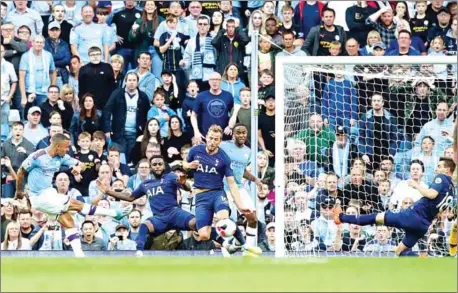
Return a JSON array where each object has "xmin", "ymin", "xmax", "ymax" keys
[
  {"xmin": 410, "ymin": 159, "xmax": 425, "ymax": 172},
  {"xmin": 18, "ymin": 25, "xmax": 31, "ymax": 35},
  {"xmin": 81, "ymin": 220, "xmax": 95, "ymax": 229},
  {"xmin": 112, "ymin": 178, "xmax": 125, "ymax": 187},
  {"xmin": 422, "ymin": 135, "xmax": 435, "ymax": 144},
  {"xmin": 138, "ymin": 51, "xmax": 152, "ymax": 60},
  {"xmin": 125, "ymin": 71, "xmax": 139, "ymax": 82},
  {"xmin": 71, "ymin": 55, "xmax": 81, "ymax": 63},
  {"xmin": 48, "ymin": 85, "xmax": 60, "ymax": 92},
  {"xmin": 129, "ymin": 209, "xmax": 142, "ymax": 218},
  {"xmin": 197, "ymin": 15, "xmax": 210, "ymax": 23},
  {"xmin": 226, "ymin": 18, "xmax": 236, "ymax": 25},
  {"xmin": 381, "ymin": 155, "xmax": 394, "ymax": 163},
  {"xmin": 108, "ymin": 146, "xmax": 121, "ymax": 155},
  {"xmin": 322, "ymin": 7, "xmax": 336, "ymax": 17},
  {"xmin": 11, "ymin": 121, "xmax": 24, "ymax": 128},
  {"xmin": 282, "ymin": 30, "xmax": 295, "ymax": 39},
  {"xmin": 233, "ymin": 123, "xmax": 248, "ymax": 131},
  {"xmin": 96, "ymin": 6, "xmax": 110, "ymax": 15},
  {"xmin": 398, "ymin": 29, "xmax": 411, "ymax": 38},
  {"xmin": 150, "ymin": 155, "xmax": 165, "ymax": 162},
  {"xmin": 1, "ymin": 2, "xmax": 7, "ymax": 8},
  {"xmin": 88, "ymin": 46, "xmax": 101, "ymax": 55},
  {"xmin": 18, "ymin": 209, "xmax": 32, "ymax": 217},
  {"xmin": 440, "ymin": 157, "xmax": 456, "ymax": 174},
  {"xmin": 266, "ymin": 17, "xmax": 277, "ymax": 24}
]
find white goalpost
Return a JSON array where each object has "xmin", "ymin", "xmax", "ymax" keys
[{"xmin": 275, "ymin": 56, "xmax": 457, "ymax": 258}]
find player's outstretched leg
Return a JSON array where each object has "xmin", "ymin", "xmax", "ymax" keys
[
  {"xmin": 68, "ymin": 199, "xmax": 132, "ymax": 221},
  {"xmin": 58, "ymin": 212, "xmax": 85, "ymax": 258},
  {"xmin": 333, "ymin": 205, "xmax": 380, "ymax": 226}
]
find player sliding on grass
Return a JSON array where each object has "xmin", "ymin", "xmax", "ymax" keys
[
  {"xmin": 15, "ymin": 134, "xmax": 131, "ymax": 257},
  {"xmin": 183, "ymin": 124, "xmax": 262, "ymax": 256},
  {"xmin": 334, "ymin": 157, "xmax": 456, "ymax": 257},
  {"xmin": 220, "ymin": 123, "xmax": 263, "ymax": 249},
  {"xmin": 96, "ymin": 155, "xmax": 196, "ymax": 256}
]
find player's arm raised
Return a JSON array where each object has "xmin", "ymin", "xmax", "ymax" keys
[
  {"xmin": 96, "ymin": 179, "xmax": 136, "ymax": 202},
  {"xmin": 408, "ymin": 179, "xmax": 439, "ymax": 199},
  {"xmin": 15, "ymin": 167, "xmax": 28, "ymax": 200}
]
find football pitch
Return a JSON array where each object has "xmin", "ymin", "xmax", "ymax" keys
[{"xmin": 1, "ymin": 257, "xmax": 456, "ymax": 292}]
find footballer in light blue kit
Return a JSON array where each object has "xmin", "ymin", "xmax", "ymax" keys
[
  {"xmin": 220, "ymin": 124, "xmax": 263, "ymax": 248},
  {"xmin": 15, "ymin": 134, "xmax": 131, "ymax": 258},
  {"xmin": 184, "ymin": 124, "xmax": 262, "ymax": 256},
  {"xmin": 96, "ymin": 155, "xmax": 196, "ymax": 253},
  {"xmin": 335, "ymin": 157, "xmax": 456, "ymax": 256}
]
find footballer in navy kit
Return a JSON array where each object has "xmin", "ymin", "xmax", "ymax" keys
[
  {"xmin": 96, "ymin": 155, "xmax": 196, "ymax": 252},
  {"xmin": 334, "ymin": 157, "xmax": 456, "ymax": 256},
  {"xmin": 183, "ymin": 124, "xmax": 262, "ymax": 256}
]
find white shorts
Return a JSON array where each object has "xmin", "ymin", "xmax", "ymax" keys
[
  {"xmin": 29, "ymin": 188, "xmax": 71, "ymax": 218},
  {"xmin": 226, "ymin": 188, "xmax": 255, "ymax": 212}
]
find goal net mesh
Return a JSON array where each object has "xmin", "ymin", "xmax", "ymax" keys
[{"xmin": 276, "ymin": 57, "xmax": 457, "ymax": 257}]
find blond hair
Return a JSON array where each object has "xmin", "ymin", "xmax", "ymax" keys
[
  {"xmin": 2, "ymin": 221, "xmax": 23, "ymax": 250},
  {"xmin": 110, "ymin": 54, "xmax": 125, "ymax": 70},
  {"xmin": 208, "ymin": 124, "xmax": 223, "ymax": 135},
  {"xmin": 366, "ymin": 30, "xmax": 382, "ymax": 46}
]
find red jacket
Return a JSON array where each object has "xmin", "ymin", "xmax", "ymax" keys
[{"xmin": 296, "ymin": 1, "xmax": 325, "ymax": 20}]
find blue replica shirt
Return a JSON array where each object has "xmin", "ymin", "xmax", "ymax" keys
[
  {"xmin": 69, "ymin": 22, "xmax": 109, "ymax": 64},
  {"xmin": 21, "ymin": 149, "xmax": 78, "ymax": 196},
  {"xmin": 414, "ymin": 174, "xmax": 455, "ymax": 223},
  {"xmin": 131, "ymin": 173, "xmax": 180, "ymax": 215},
  {"xmin": 186, "ymin": 144, "xmax": 233, "ymax": 190},
  {"xmin": 192, "ymin": 90, "xmax": 234, "ymax": 136},
  {"xmin": 220, "ymin": 141, "xmax": 251, "ymax": 190}
]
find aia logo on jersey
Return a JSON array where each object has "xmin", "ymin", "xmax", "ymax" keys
[
  {"xmin": 146, "ymin": 186, "xmax": 164, "ymax": 198},
  {"xmin": 196, "ymin": 164, "xmax": 218, "ymax": 174}
]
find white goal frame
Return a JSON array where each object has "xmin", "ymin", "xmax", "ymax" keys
[{"xmin": 274, "ymin": 56, "xmax": 457, "ymax": 258}]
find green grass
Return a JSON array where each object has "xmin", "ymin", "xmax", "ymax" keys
[{"xmin": 1, "ymin": 257, "xmax": 456, "ymax": 292}]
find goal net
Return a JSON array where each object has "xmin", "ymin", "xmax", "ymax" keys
[{"xmin": 274, "ymin": 56, "xmax": 457, "ymax": 258}]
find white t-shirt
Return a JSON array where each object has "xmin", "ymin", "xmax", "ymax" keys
[
  {"xmin": 1, "ymin": 58, "xmax": 18, "ymax": 103},
  {"xmin": 390, "ymin": 180, "xmax": 427, "ymax": 209},
  {"xmin": 1, "ymin": 238, "xmax": 32, "ymax": 250}
]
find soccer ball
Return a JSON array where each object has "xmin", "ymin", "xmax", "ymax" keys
[{"xmin": 215, "ymin": 219, "xmax": 236, "ymax": 239}]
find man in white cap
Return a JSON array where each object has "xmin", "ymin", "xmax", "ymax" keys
[
  {"xmin": 23, "ymin": 106, "xmax": 48, "ymax": 147},
  {"xmin": 44, "ymin": 21, "xmax": 71, "ymax": 88}
]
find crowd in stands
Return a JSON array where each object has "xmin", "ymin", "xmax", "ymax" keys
[{"xmin": 0, "ymin": 0, "xmax": 456, "ymax": 255}]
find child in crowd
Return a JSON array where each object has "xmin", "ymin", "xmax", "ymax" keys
[
  {"xmin": 329, "ymin": 41, "xmax": 342, "ymax": 56},
  {"xmin": 258, "ymin": 69, "xmax": 275, "ymax": 105},
  {"xmin": 147, "ymin": 89, "xmax": 177, "ymax": 137},
  {"xmin": 182, "ymin": 80, "xmax": 199, "ymax": 135},
  {"xmin": 428, "ymin": 36, "xmax": 448, "ymax": 80},
  {"xmin": 74, "ymin": 132, "xmax": 100, "ymax": 199}
]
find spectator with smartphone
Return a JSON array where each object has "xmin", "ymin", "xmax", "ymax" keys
[{"xmin": 108, "ymin": 224, "xmax": 136, "ymax": 250}]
